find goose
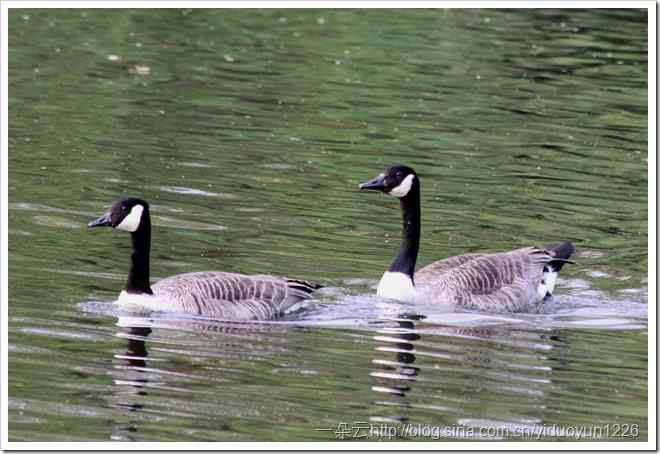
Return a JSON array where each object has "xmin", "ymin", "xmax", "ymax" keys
[
  {"xmin": 88, "ymin": 197, "xmax": 320, "ymax": 320},
  {"xmin": 359, "ymin": 165, "xmax": 574, "ymax": 312}
]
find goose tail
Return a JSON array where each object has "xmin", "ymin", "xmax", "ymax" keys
[
  {"xmin": 538, "ymin": 241, "xmax": 575, "ymax": 299},
  {"xmin": 545, "ymin": 241, "xmax": 575, "ymax": 271},
  {"xmin": 285, "ymin": 278, "xmax": 322, "ymax": 298}
]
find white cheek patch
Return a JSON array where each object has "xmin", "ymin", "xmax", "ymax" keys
[
  {"xmin": 116, "ymin": 205, "xmax": 144, "ymax": 232},
  {"xmin": 388, "ymin": 174, "xmax": 415, "ymax": 198}
]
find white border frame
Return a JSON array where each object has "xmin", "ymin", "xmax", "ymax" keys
[{"xmin": 1, "ymin": 1, "xmax": 656, "ymax": 450}]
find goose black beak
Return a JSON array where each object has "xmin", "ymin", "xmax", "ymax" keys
[
  {"xmin": 88, "ymin": 212, "xmax": 111, "ymax": 228},
  {"xmin": 359, "ymin": 174, "xmax": 386, "ymax": 191}
]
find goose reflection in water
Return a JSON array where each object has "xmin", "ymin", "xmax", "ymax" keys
[
  {"xmin": 371, "ymin": 317, "xmax": 422, "ymax": 404},
  {"xmin": 118, "ymin": 326, "xmax": 151, "ymax": 369},
  {"xmin": 110, "ymin": 326, "xmax": 151, "ymax": 441},
  {"xmin": 368, "ymin": 314, "xmax": 566, "ymax": 440},
  {"xmin": 109, "ymin": 319, "xmax": 262, "ymax": 441},
  {"xmin": 106, "ymin": 309, "xmax": 571, "ymax": 442},
  {"xmin": 108, "ymin": 316, "xmax": 299, "ymax": 441}
]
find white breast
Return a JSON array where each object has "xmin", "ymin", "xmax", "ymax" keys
[
  {"xmin": 115, "ymin": 290, "xmax": 170, "ymax": 313},
  {"xmin": 377, "ymin": 271, "xmax": 416, "ymax": 302}
]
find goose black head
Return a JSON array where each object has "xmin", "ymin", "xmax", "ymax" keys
[
  {"xmin": 88, "ymin": 197, "xmax": 149, "ymax": 232},
  {"xmin": 359, "ymin": 164, "xmax": 418, "ymax": 198}
]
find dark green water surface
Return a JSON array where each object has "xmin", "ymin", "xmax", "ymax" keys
[{"xmin": 8, "ymin": 9, "xmax": 648, "ymax": 442}]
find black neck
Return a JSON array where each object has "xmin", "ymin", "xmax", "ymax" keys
[
  {"xmin": 126, "ymin": 214, "xmax": 153, "ymax": 294},
  {"xmin": 388, "ymin": 179, "xmax": 421, "ymax": 282}
]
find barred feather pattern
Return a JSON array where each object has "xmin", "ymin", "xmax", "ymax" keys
[
  {"xmin": 150, "ymin": 272, "xmax": 319, "ymax": 320},
  {"xmin": 414, "ymin": 247, "xmax": 556, "ymax": 312}
]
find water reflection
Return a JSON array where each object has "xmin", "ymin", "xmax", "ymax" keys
[
  {"xmin": 371, "ymin": 317, "xmax": 421, "ymax": 419},
  {"xmin": 98, "ymin": 299, "xmax": 646, "ymax": 442},
  {"xmin": 366, "ymin": 313, "xmax": 570, "ymax": 440},
  {"xmin": 361, "ymin": 323, "xmax": 421, "ymax": 443},
  {"xmin": 117, "ymin": 326, "xmax": 151, "ymax": 369},
  {"xmin": 110, "ymin": 327, "xmax": 151, "ymax": 441},
  {"xmin": 109, "ymin": 312, "xmax": 564, "ymax": 440}
]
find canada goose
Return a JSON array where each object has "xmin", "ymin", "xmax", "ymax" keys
[
  {"xmin": 359, "ymin": 165, "xmax": 574, "ymax": 312},
  {"xmin": 88, "ymin": 197, "xmax": 320, "ymax": 320}
]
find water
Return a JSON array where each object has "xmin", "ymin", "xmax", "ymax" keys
[{"xmin": 8, "ymin": 9, "xmax": 648, "ymax": 442}]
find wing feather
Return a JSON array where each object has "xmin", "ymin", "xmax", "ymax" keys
[
  {"xmin": 151, "ymin": 272, "xmax": 320, "ymax": 319},
  {"xmin": 415, "ymin": 247, "xmax": 555, "ymax": 311}
]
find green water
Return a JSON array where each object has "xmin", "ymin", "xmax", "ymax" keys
[{"xmin": 8, "ymin": 9, "xmax": 648, "ymax": 442}]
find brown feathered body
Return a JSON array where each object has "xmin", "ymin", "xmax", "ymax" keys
[
  {"xmin": 413, "ymin": 247, "xmax": 559, "ymax": 312},
  {"xmin": 139, "ymin": 272, "xmax": 319, "ymax": 319}
]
